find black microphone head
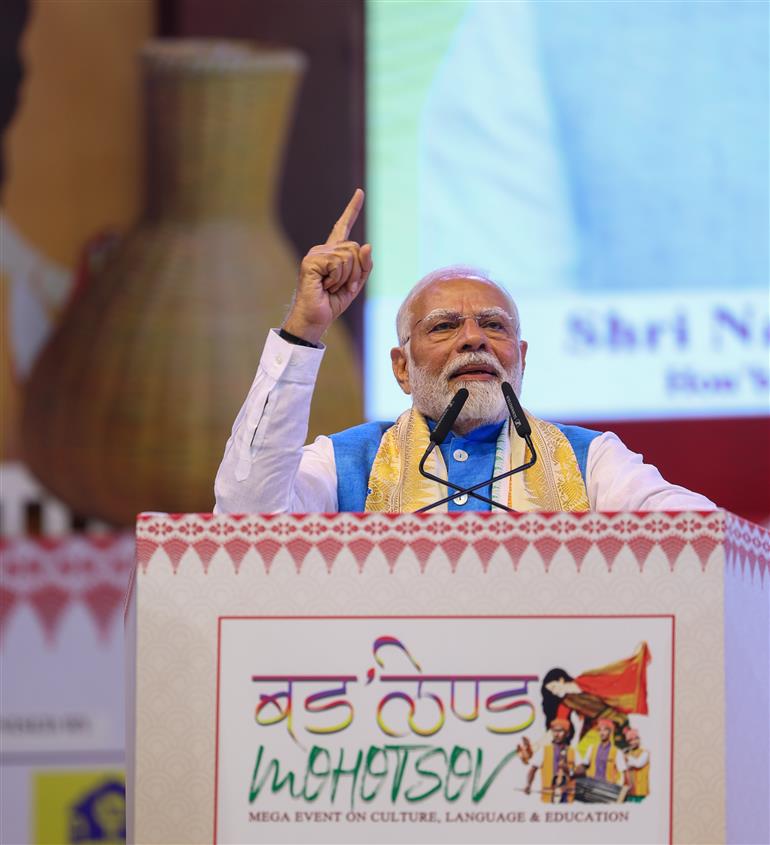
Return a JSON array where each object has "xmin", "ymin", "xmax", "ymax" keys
[
  {"xmin": 430, "ymin": 388, "xmax": 469, "ymax": 445},
  {"xmin": 502, "ymin": 382, "xmax": 531, "ymax": 437}
]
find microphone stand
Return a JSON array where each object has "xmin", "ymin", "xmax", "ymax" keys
[
  {"xmin": 417, "ymin": 432, "xmax": 536, "ymax": 512},
  {"xmin": 418, "ymin": 445, "xmax": 509, "ymax": 511}
]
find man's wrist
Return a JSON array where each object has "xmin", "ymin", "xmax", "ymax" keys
[
  {"xmin": 280, "ymin": 312, "xmax": 326, "ymax": 346},
  {"xmin": 278, "ymin": 327, "xmax": 321, "ymax": 348}
]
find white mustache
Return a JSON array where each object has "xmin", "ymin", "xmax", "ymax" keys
[{"xmin": 444, "ymin": 352, "xmax": 506, "ymax": 382}]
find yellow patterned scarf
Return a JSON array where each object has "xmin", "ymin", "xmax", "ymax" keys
[{"xmin": 364, "ymin": 408, "xmax": 590, "ymax": 512}]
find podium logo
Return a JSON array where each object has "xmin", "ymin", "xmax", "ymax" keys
[{"xmin": 215, "ymin": 617, "xmax": 672, "ymax": 843}]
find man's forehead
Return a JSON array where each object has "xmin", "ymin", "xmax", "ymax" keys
[{"xmin": 410, "ymin": 276, "xmax": 511, "ymax": 317}]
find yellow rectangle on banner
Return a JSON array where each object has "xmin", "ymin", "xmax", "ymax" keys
[{"xmin": 33, "ymin": 770, "xmax": 125, "ymax": 845}]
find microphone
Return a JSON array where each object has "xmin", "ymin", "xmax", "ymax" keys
[
  {"xmin": 430, "ymin": 388, "xmax": 468, "ymax": 446},
  {"xmin": 502, "ymin": 381, "xmax": 531, "ymax": 437},
  {"xmin": 417, "ymin": 390, "xmax": 504, "ymax": 511},
  {"xmin": 417, "ymin": 383, "xmax": 537, "ymax": 513}
]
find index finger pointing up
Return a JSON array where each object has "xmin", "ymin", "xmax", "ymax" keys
[{"xmin": 326, "ymin": 188, "xmax": 365, "ymax": 244}]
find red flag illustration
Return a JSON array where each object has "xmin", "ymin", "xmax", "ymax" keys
[{"xmin": 575, "ymin": 642, "xmax": 651, "ymax": 715}]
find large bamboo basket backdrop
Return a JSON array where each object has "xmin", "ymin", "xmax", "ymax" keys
[{"xmin": 21, "ymin": 40, "xmax": 364, "ymax": 526}]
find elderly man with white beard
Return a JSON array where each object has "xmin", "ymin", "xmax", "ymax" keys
[{"xmin": 214, "ymin": 190, "xmax": 715, "ymax": 514}]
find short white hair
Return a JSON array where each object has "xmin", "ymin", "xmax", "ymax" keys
[{"xmin": 395, "ymin": 265, "xmax": 521, "ymax": 345}]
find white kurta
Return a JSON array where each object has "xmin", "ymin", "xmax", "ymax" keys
[{"xmin": 214, "ymin": 331, "xmax": 718, "ymax": 515}]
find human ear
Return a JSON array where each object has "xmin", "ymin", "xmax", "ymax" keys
[{"xmin": 390, "ymin": 346, "xmax": 411, "ymax": 395}]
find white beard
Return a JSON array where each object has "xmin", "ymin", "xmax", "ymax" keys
[{"xmin": 408, "ymin": 351, "xmax": 524, "ymax": 432}]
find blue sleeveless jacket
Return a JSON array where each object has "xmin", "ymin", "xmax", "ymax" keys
[{"xmin": 328, "ymin": 419, "xmax": 601, "ymax": 512}]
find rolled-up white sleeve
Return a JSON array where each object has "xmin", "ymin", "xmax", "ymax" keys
[
  {"xmin": 214, "ymin": 330, "xmax": 338, "ymax": 514},
  {"xmin": 586, "ymin": 432, "xmax": 717, "ymax": 511}
]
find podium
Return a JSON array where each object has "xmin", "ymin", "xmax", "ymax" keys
[{"xmin": 126, "ymin": 510, "xmax": 769, "ymax": 844}]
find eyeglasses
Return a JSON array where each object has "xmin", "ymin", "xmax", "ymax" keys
[{"xmin": 404, "ymin": 308, "xmax": 517, "ymax": 344}]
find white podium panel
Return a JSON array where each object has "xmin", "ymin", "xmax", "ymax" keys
[{"xmin": 126, "ymin": 511, "xmax": 769, "ymax": 844}]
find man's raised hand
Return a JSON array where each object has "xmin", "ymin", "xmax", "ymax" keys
[{"xmin": 282, "ymin": 188, "xmax": 373, "ymax": 345}]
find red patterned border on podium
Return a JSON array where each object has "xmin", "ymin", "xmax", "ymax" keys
[
  {"xmin": 0, "ymin": 534, "xmax": 135, "ymax": 645},
  {"xmin": 133, "ymin": 510, "xmax": 769, "ymax": 581},
  {"xmin": 724, "ymin": 511, "xmax": 770, "ymax": 581}
]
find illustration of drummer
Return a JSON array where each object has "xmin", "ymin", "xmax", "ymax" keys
[{"xmin": 579, "ymin": 717, "xmax": 630, "ymax": 791}]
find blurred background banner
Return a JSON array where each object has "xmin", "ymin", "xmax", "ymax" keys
[{"xmin": 367, "ymin": 0, "xmax": 768, "ymax": 421}]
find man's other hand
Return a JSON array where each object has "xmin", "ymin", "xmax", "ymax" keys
[{"xmin": 282, "ymin": 188, "xmax": 373, "ymax": 345}]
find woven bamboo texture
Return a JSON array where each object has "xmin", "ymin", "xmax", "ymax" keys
[{"xmin": 21, "ymin": 40, "xmax": 364, "ymax": 525}]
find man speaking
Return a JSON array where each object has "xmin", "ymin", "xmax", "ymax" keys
[{"xmin": 214, "ymin": 190, "xmax": 714, "ymax": 514}]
